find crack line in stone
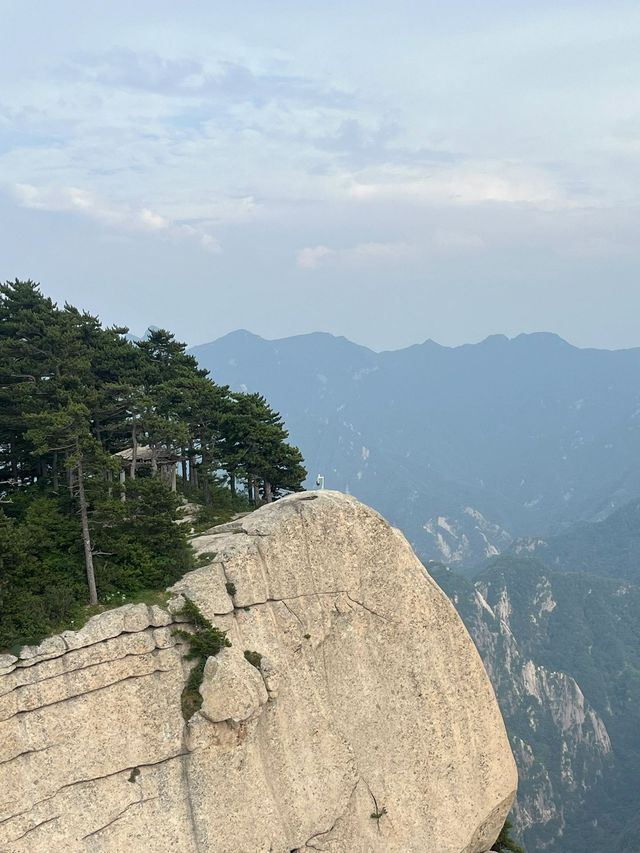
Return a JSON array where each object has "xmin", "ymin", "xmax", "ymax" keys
[
  {"xmin": 1, "ymin": 643, "xmax": 172, "ymax": 700},
  {"xmin": 80, "ymin": 795, "xmax": 159, "ymax": 841},
  {"xmin": 12, "ymin": 623, "xmax": 173, "ymax": 670},
  {"xmin": 6, "ymin": 813, "xmax": 60, "ymax": 843},
  {"xmin": 1, "ymin": 666, "xmax": 173, "ymax": 723},
  {"xmin": 0, "ymin": 750, "xmax": 191, "ymax": 825},
  {"xmin": 0, "ymin": 742, "xmax": 59, "ymax": 768},
  {"xmin": 304, "ymin": 777, "xmax": 361, "ymax": 850}
]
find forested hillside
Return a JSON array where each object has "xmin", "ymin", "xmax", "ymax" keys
[
  {"xmin": 0, "ymin": 280, "xmax": 305, "ymax": 650},
  {"xmin": 513, "ymin": 497, "xmax": 640, "ymax": 582}
]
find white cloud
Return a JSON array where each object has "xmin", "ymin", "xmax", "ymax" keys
[
  {"xmin": 297, "ymin": 245, "xmax": 334, "ymax": 269},
  {"xmin": 297, "ymin": 241, "xmax": 415, "ymax": 270},
  {"xmin": 138, "ymin": 208, "xmax": 169, "ymax": 230},
  {"xmin": 348, "ymin": 162, "xmax": 580, "ymax": 210},
  {"xmin": 11, "ymin": 183, "xmax": 220, "ymax": 252}
]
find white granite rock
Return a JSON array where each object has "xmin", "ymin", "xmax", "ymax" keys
[{"xmin": 0, "ymin": 491, "xmax": 516, "ymax": 852}]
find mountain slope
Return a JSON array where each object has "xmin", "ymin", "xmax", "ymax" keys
[
  {"xmin": 431, "ymin": 557, "xmax": 640, "ymax": 853},
  {"xmin": 191, "ymin": 330, "xmax": 640, "ymax": 567},
  {"xmin": 513, "ymin": 497, "xmax": 640, "ymax": 582}
]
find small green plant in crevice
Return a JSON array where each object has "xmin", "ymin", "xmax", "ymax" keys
[
  {"xmin": 491, "ymin": 819, "xmax": 525, "ymax": 853},
  {"xmin": 181, "ymin": 659, "xmax": 207, "ymax": 720},
  {"xmin": 370, "ymin": 806, "xmax": 387, "ymax": 823},
  {"xmin": 303, "ymin": 633, "xmax": 311, "ymax": 640},
  {"xmin": 195, "ymin": 551, "xmax": 217, "ymax": 566},
  {"xmin": 244, "ymin": 649, "xmax": 262, "ymax": 669},
  {"xmin": 243, "ymin": 606, "xmax": 251, "ymax": 612},
  {"xmin": 225, "ymin": 581, "xmax": 237, "ymax": 597},
  {"xmin": 173, "ymin": 596, "xmax": 231, "ymax": 720},
  {"xmin": 128, "ymin": 767, "xmax": 141, "ymax": 783}
]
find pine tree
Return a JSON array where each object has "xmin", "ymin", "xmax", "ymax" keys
[
  {"xmin": 1, "ymin": 280, "xmax": 307, "ymax": 649},
  {"xmin": 0, "ymin": 279, "xmax": 61, "ymax": 487},
  {"xmin": 22, "ymin": 303, "xmax": 114, "ymax": 605},
  {"xmin": 219, "ymin": 392, "xmax": 306, "ymax": 504}
]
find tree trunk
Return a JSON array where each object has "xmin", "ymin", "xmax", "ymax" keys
[
  {"xmin": 52, "ymin": 450, "xmax": 59, "ymax": 494},
  {"xmin": 151, "ymin": 443, "xmax": 158, "ymax": 476},
  {"xmin": 181, "ymin": 454, "xmax": 188, "ymax": 487},
  {"xmin": 230, "ymin": 472, "xmax": 236, "ymax": 499},
  {"xmin": 202, "ymin": 453, "xmax": 210, "ymax": 504},
  {"xmin": 107, "ymin": 468, "xmax": 113, "ymax": 499},
  {"xmin": 76, "ymin": 452, "xmax": 98, "ymax": 606},
  {"xmin": 170, "ymin": 463, "xmax": 177, "ymax": 492},
  {"xmin": 130, "ymin": 425, "xmax": 138, "ymax": 479},
  {"xmin": 264, "ymin": 480, "xmax": 273, "ymax": 503},
  {"xmin": 67, "ymin": 453, "xmax": 74, "ymax": 495}
]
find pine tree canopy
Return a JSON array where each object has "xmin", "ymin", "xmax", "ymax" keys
[{"xmin": 0, "ymin": 280, "xmax": 306, "ymax": 650}]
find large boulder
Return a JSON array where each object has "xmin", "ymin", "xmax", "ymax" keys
[{"xmin": 0, "ymin": 491, "xmax": 516, "ymax": 851}]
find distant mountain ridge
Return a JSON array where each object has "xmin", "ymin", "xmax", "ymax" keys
[{"xmin": 190, "ymin": 329, "xmax": 640, "ymax": 567}]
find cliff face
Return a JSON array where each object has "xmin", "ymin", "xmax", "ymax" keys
[
  {"xmin": 0, "ymin": 491, "xmax": 516, "ymax": 852},
  {"xmin": 432, "ymin": 558, "xmax": 640, "ymax": 853}
]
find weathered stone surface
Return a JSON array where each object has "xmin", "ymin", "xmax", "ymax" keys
[
  {"xmin": 61, "ymin": 607, "xmax": 127, "ymax": 649},
  {"xmin": 0, "ymin": 653, "xmax": 18, "ymax": 670},
  {"xmin": 0, "ymin": 491, "xmax": 516, "ymax": 852},
  {"xmin": 148, "ymin": 604, "xmax": 173, "ymax": 627},
  {"xmin": 169, "ymin": 560, "xmax": 234, "ymax": 616},
  {"xmin": 199, "ymin": 648, "xmax": 268, "ymax": 723},
  {"xmin": 121, "ymin": 603, "xmax": 151, "ymax": 633}
]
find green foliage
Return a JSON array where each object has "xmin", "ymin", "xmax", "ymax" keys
[
  {"xmin": 188, "ymin": 478, "xmax": 252, "ymax": 533},
  {"xmin": 181, "ymin": 659, "xmax": 207, "ymax": 720},
  {"xmin": 174, "ymin": 597, "xmax": 231, "ymax": 659},
  {"xmin": 0, "ymin": 496, "xmax": 85, "ymax": 649},
  {"xmin": 220, "ymin": 391, "xmax": 306, "ymax": 501},
  {"xmin": 0, "ymin": 481, "xmax": 192, "ymax": 650},
  {"xmin": 173, "ymin": 597, "xmax": 231, "ymax": 720},
  {"xmin": 244, "ymin": 649, "xmax": 262, "ymax": 669},
  {"xmin": 0, "ymin": 279, "xmax": 306, "ymax": 651},
  {"xmin": 225, "ymin": 581, "xmax": 237, "ymax": 597},
  {"xmin": 196, "ymin": 551, "xmax": 218, "ymax": 566},
  {"xmin": 492, "ymin": 819, "xmax": 525, "ymax": 853},
  {"xmin": 93, "ymin": 479, "xmax": 192, "ymax": 597}
]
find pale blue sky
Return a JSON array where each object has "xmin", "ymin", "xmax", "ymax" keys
[{"xmin": 1, "ymin": 1, "xmax": 640, "ymax": 349}]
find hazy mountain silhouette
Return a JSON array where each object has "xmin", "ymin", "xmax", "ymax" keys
[{"xmin": 191, "ymin": 331, "xmax": 640, "ymax": 568}]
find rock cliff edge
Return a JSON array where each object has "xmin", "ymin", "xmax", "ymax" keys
[{"xmin": 0, "ymin": 491, "xmax": 517, "ymax": 852}]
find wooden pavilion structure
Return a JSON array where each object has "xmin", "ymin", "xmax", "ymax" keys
[{"xmin": 112, "ymin": 446, "xmax": 180, "ymax": 492}]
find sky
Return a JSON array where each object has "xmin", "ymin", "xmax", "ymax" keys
[{"xmin": 1, "ymin": 0, "xmax": 640, "ymax": 351}]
